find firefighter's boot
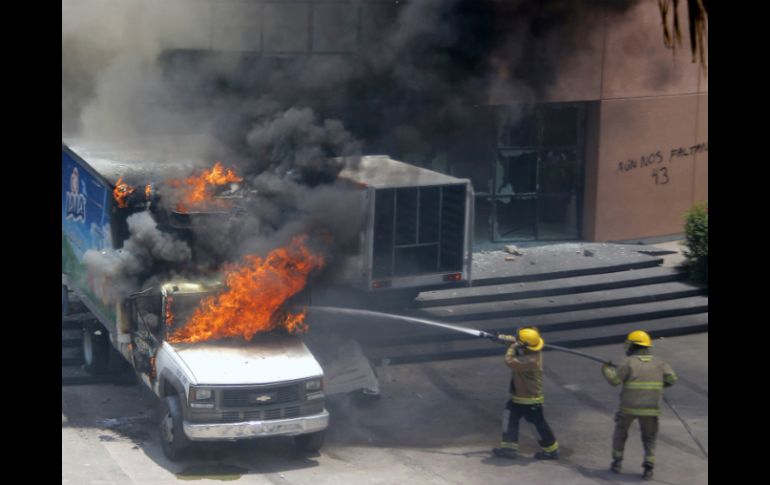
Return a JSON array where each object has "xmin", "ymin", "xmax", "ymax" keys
[
  {"xmin": 534, "ymin": 450, "xmax": 560, "ymax": 460},
  {"xmin": 534, "ymin": 441, "xmax": 559, "ymax": 460},
  {"xmin": 642, "ymin": 463, "xmax": 654, "ymax": 481},
  {"xmin": 492, "ymin": 447, "xmax": 517, "ymax": 459},
  {"xmin": 610, "ymin": 459, "xmax": 622, "ymax": 473}
]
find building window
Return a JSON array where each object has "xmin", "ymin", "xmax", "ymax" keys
[{"xmin": 490, "ymin": 103, "xmax": 585, "ymax": 241}]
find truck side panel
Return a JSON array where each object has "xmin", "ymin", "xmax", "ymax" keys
[{"xmin": 62, "ymin": 145, "xmax": 117, "ymax": 327}]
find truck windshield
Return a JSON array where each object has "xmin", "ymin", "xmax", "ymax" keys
[{"xmin": 165, "ymin": 293, "xmax": 210, "ymax": 334}]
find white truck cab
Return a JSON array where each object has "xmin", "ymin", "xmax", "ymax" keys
[{"xmin": 117, "ymin": 280, "xmax": 329, "ymax": 460}]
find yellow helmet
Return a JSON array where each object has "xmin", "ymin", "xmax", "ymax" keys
[
  {"xmin": 517, "ymin": 327, "xmax": 544, "ymax": 351},
  {"xmin": 626, "ymin": 330, "xmax": 652, "ymax": 347}
]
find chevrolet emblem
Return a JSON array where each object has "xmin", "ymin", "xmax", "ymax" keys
[{"xmin": 255, "ymin": 395, "xmax": 272, "ymax": 403}]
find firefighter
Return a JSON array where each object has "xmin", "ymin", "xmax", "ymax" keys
[
  {"xmin": 491, "ymin": 327, "xmax": 559, "ymax": 460},
  {"xmin": 602, "ymin": 330, "xmax": 677, "ymax": 481}
]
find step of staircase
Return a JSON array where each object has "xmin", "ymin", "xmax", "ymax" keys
[
  {"xmin": 61, "ymin": 312, "xmax": 97, "ymax": 330},
  {"xmin": 470, "ymin": 258, "xmax": 664, "ymax": 288},
  {"xmin": 62, "ymin": 350, "xmax": 83, "ymax": 367},
  {"xmin": 63, "ymin": 300, "xmax": 89, "ymax": 315},
  {"xmin": 365, "ymin": 313, "xmax": 707, "ymax": 365},
  {"xmin": 62, "ymin": 328, "xmax": 81, "ymax": 340},
  {"xmin": 354, "ymin": 295, "xmax": 707, "ymax": 348},
  {"xmin": 62, "ymin": 337, "xmax": 82, "ymax": 348},
  {"xmin": 413, "ymin": 266, "xmax": 689, "ymax": 308},
  {"xmin": 413, "ymin": 281, "xmax": 705, "ymax": 323}
]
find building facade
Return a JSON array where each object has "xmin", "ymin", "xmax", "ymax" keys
[{"xmin": 64, "ymin": 0, "xmax": 708, "ymax": 244}]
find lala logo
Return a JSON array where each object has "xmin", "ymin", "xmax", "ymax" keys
[{"xmin": 66, "ymin": 168, "xmax": 86, "ymax": 222}]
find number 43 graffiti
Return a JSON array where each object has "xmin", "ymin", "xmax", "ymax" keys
[{"xmin": 652, "ymin": 167, "xmax": 669, "ymax": 185}]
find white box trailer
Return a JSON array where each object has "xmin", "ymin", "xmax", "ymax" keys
[{"xmin": 334, "ymin": 155, "xmax": 474, "ymax": 296}]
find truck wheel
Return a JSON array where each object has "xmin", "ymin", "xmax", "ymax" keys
[
  {"xmin": 82, "ymin": 321, "xmax": 110, "ymax": 374},
  {"xmin": 294, "ymin": 430, "xmax": 326, "ymax": 452},
  {"xmin": 159, "ymin": 394, "xmax": 191, "ymax": 461}
]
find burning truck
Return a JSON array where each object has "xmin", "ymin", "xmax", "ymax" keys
[
  {"xmin": 63, "ymin": 141, "xmax": 332, "ymax": 460},
  {"xmin": 61, "ymin": 138, "xmax": 473, "ymax": 460}
]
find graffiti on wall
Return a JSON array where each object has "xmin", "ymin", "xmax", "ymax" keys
[{"xmin": 615, "ymin": 142, "xmax": 708, "ymax": 185}]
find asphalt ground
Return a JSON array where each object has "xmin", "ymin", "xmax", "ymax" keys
[{"xmin": 62, "ymin": 332, "xmax": 707, "ymax": 484}]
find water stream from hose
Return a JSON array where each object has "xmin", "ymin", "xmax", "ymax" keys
[{"xmin": 306, "ymin": 306, "xmax": 494, "ymax": 338}]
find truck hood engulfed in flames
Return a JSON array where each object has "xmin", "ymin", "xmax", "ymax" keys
[{"xmin": 167, "ymin": 235, "xmax": 324, "ymax": 344}]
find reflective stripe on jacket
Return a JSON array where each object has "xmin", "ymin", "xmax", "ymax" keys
[
  {"xmin": 602, "ymin": 352, "xmax": 677, "ymax": 416},
  {"xmin": 505, "ymin": 345, "xmax": 544, "ymax": 404}
]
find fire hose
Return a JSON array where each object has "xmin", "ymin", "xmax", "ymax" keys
[{"xmin": 485, "ymin": 332, "xmax": 708, "ymax": 460}]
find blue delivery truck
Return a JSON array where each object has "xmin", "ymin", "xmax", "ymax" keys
[{"xmin": 62, "ymin": 141, "xmax": 331, "ymax": 460}]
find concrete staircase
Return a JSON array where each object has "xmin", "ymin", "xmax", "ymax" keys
[
  {"xmin": 61, "ymin": 245, "xmax": 708, "ymax": 380},
  {"xmin": 355, "ymin": 262, "xmax": 707, "ymax": 365}
]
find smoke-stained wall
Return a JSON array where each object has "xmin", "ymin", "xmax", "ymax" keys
[
  {"xmin": 63, "ymin": 0, "xmax": 627, "ymax": 170},
  {"xmin": 600, "ymin": 0, "xmax": 704, "ymax": 99},
  {"xmin": 577, "ymin": 0, "xmax": 708, "ymax": 241}
]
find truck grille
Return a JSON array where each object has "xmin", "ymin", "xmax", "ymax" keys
[
  {"xmin": 189, "ymin": 402, "xmax": 324, "ymax": 423},
  {"xmin": 222, "ymin": 385, "xmax": 300, "ymax": 408}
]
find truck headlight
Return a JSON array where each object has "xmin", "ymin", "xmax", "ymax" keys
[
  {"xmin": 190, "ymin": 388, "xmax": 215, "ymax": 408},
  {"xmin": 305, "ymin": 379, "xmax": 322, "ymax": 392}
]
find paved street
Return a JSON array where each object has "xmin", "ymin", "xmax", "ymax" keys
[{"xmin": 63, "ymin": 332, "xmax": 707, "ymax": 484}]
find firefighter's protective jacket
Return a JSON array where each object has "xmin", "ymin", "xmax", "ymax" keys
[
  {"xmin": 505, "ymin": 345, "xmax": 544, "ymax": 405},
  {"xmin": 602, "ymin": 350, "xmax": 677, "ymax": 416}
]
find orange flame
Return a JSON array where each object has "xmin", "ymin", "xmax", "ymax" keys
[
  {"xmin": 113, "ymin": 177, "xmax": 135, "ymax": 208},
  {"xmin": 149, "ymin": 355, "xmax": 157, "ymax": 380},
  {"xmin": 168, "ymin": 235, "xmax": 324, "ymax": 343},
  {"xmin": 145, "ymin": 184, "xmax": 152, "ymax": 200},
  {"xmin": 170, "ymin": 162, "xmax": 242, "ymax": 213},
  {"xmin": 165, "ymin": 295, "xmax": 174, "ymax": 327}
]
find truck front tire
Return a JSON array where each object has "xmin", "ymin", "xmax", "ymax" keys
[
  {"xmin": 294, "ymin": 430, "xmax": 326, "ymax": 452},
  {"xmin": 82, "ymin": 321, "xmax": 110, "ymax": 374},
  {"xmin": 159, "ymin": 394, "xmax": 191, "ymax": 461}
]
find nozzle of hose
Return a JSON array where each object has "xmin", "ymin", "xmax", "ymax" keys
[
  {"xmin": 483, "ymin": 331, "xmax": 499, "ymax": 342},
  {"xmin": 483, "ymin": 331, "xmax": 517, "ymax": 344}
]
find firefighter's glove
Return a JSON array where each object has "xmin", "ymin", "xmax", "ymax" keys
[
  {"xmin": 602, "ymin": 362, "xmax": 621, "ymax": 386},
  {"xmin": 486, "ymin": 332, "xmax": 500, "ymax": 343},
  {"xmin": 497, "ymin": 334, "xmax": 518, "ymax": 344}
]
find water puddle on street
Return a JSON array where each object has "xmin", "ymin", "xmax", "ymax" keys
[{"xmin": 176, "ymin": 464, "xmax": 248, "ymax": 481}]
